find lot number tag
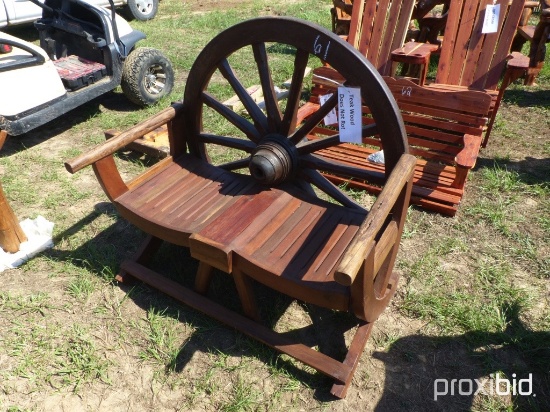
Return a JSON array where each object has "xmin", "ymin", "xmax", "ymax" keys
[
  {"xmin": 482, "ymin": 4, "xmax": 500, "ymax": 34},
  {"xmin": 338, "ymin": 86, "xmax": 362, "ymax": 143}
]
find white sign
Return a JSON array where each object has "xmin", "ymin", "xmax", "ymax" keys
[
  {"xmin": 319, "ymin": 93, "xmax": 337, "ymax": 125},
  {"xmin": 482, "ymin": 4, "xmax": 500, "ymax": 34},
  {"xmin": 337, "ymin": 86, "xmax": 362, "ymax": 143}
]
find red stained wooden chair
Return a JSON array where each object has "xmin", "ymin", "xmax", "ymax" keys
[{"xmin": 393, "ymin": 0, "xmax": 529, "ymax": 147}]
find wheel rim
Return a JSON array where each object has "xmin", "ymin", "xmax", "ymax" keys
[
  {"xmin": 144, "ymin": 64, "xmax": 167, "ymax": 95},
  {"xmin": 135, "ymin": 0, "xmax": 154, "ymax": 15},
  {"xmin": 182, "ymin": 17, "xmax": 408, "ymax": 209}
]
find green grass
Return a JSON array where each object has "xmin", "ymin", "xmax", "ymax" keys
[{"xmin": 0, "ymin": 0, "xmax": 548, "ymax": 410}]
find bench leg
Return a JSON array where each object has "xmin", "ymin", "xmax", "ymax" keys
[
  {"xmin": 233, "ymin": 269, "xmax": 261, "ymax": 321},
  {"xmin": 0, "ymin": 182, "xmax": 27, "ymax": 253},
  {"xmin": 115, "ymin": 235, "xmax": 163, "ymax": 284},
  {"xmin": 119, "ymin": 259, "xmax": 373, "ymax": 398},
  {"xmin": 330, "ymin": 321, "xmax": 373, "ymax": 398},
  {"xmin": 194, "ymin": 261, "xmax": 214, "ymax": 294}
]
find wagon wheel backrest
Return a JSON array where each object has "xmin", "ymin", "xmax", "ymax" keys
[{"xmin": 172, "ymin": 17, "xmax": 407, "ymax": 209}]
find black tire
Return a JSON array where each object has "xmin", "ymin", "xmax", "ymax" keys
[
  {"xmin": 125, "ymin": 0, "xmax": 158, "ymax": 20},
  {"xmin": 121, "ymin": 47, "xmax": 174, "ymax": 106}
]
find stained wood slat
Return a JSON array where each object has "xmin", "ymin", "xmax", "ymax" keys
[{"xmin": 346, "ymin": 0, "xmax": 416, "ymax": 75}]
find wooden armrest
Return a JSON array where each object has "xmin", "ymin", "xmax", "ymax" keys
[
  {"xmin": 391, "ymin": 41, "xmax": 439, "ymax": 64},
  {"xmin": 506, "ymin": 52, "xmax": 530, "ymax": 70},
  {"xmin": 335, "ymin": 153, "xmax": 416, "ymax": 286},
  {"xmin": 65, "ymin": 102, "xmax": 184, "ymax": 174},
  {"xmin": 455, "ymin": 134, "xmax": 482, "ymax": 170},
  {"xmin": 296, "ymin": 101, "xmax": 321, "ymax": 125}
]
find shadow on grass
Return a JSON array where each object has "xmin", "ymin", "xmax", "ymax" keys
[
  {"xmin": 502, "ymin": 87, "xmax": 550, "ymax": 109},
  {"xmin": 373, "ymin": 302, "xmax": 550, "ymax": 411},
  {"xmin": 475, "ymin": 156, "xmax": 550, "ymax": 185},
  {"xmin": 0, "ymin": 99, "xmax": 105, "ymax": 156},
  {"xmin": 42, "ymin": 203, "xmax": 550, "ymax": 408},
  {"xmin": 45, "ymin": 202, "xmax": 362, "ymax": 401},
  {"xmin": 0, "ymin": 91, "xmax": 141, "ymax": 157}
]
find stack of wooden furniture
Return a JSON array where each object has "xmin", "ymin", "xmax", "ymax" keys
[
  {"xmin": 298, "ymin": 0, "xmax": 531, "ymax": 216},
  {"xmin": 331, "ymin": 0, "xmax": 354, "ymax": 35},
  {"xmin": 65, "ymin": 17, "xmax": 416, "ymax": 398},
  {"xmin": 0, "ymin": 181, "xmax": 26, "ymax": 253},
  {"xmin": 512, "ymin": 0, "xmax": 550, "ymax": 85}
]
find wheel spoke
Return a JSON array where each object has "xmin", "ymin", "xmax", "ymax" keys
[
  {"xmin": 300, "ymin": 154, "xmax": 385, "ymax": 184},
  {"xmin": 218, "ymin": 58, "xmax": 269, "ymax": 135},
  {"xmin": 299, "ymin": 168, "xmax": 365, "ymax": 210},
  {"xmin": 296, "ymin": 123, "xmax": 380, "ymax": 155},
  {"xmin": 252, "ymin": 42, "xmax": 282, "ymax": 133},
  {"xmin": 296, "ymin": 135, "xmax": 340, "ymax": 155},
  {"xmin": 197, "ymin": 133, "xmax": 257, "ymax": 153},
  {"xmin": 289, "ymin": 93, "xmax": 338, "ymax": 144},
  {"xmin": 219, "ymin": 157, "xmax": 251, "ymax": 171},
  {"xmin": 281, "ymin": 48, "xmax": 310, "ymax": 136},
  {"xmin": 202, "ymin": 92, "xmax": 262, "ymax": 142}
]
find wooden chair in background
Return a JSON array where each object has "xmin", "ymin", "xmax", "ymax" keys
[
  {"xmin": 398, "ymin": 0, "xmax": 529, "ymax": 147},
  {"xmin": 345, "ymin": 0, "xmax": 417, "ymax": 75},
  {"xmin": 512, "ymin": 0, "xmax": 550, "ymax": 85}
]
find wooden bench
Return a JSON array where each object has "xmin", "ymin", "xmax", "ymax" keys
[
  {"xmin": 65, "ymin": 17, "xmax": 416, "ymax": 398},
  {"xmin": 298, "ymin": 70, "xmax": 492, "ymax": 216}
]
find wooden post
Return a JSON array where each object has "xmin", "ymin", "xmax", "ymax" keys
[
  {"xmin": 0, "ymin": 130, "xmax": 7, "ymax": 151},
  {"xmin": 0, "ymin": 181, "xmax": 27, "ymax": 253}
]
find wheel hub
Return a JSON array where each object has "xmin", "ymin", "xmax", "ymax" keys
[{"xmin": 249, "ymin": 135, "xmax": 298, "ymax": 185}]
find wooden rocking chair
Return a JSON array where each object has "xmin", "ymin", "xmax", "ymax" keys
[{"xmin": 65, "ymin": 17, "xmax": 416, "ymax": 398}]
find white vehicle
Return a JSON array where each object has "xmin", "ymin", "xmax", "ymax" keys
[
  {"xmin": 0, "ymin": 0, "xmax": 158, "ymax": 28},
  {"xmin": 0, "ymin": 0, "xmax": 173, "ymax": 136}
]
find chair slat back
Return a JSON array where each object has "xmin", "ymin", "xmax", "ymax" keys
[
  {"xmin": 435, "ymin": 0, "xmax": 526, "ymax": 90},
  {"xmin": 347, "ymin": 0, "xmax": 417, "ymax": 75}
]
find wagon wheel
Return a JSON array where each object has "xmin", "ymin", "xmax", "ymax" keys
[{"xmin": 182, "ymin": 17, "xmax": 408, "ymax": 210}]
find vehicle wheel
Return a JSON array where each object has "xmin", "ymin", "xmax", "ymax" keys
[
  {"xmin": 125, "ymin": 0, "xmax": 158, "ymax": 21},
  {"xmin": 121, "ymin": 47, "xmax": 174, "ymax": 106}
]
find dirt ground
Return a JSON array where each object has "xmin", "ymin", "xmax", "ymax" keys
[{"xmin": 1, "ymin": 1, "xmax": 549, "ymax": 411}]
